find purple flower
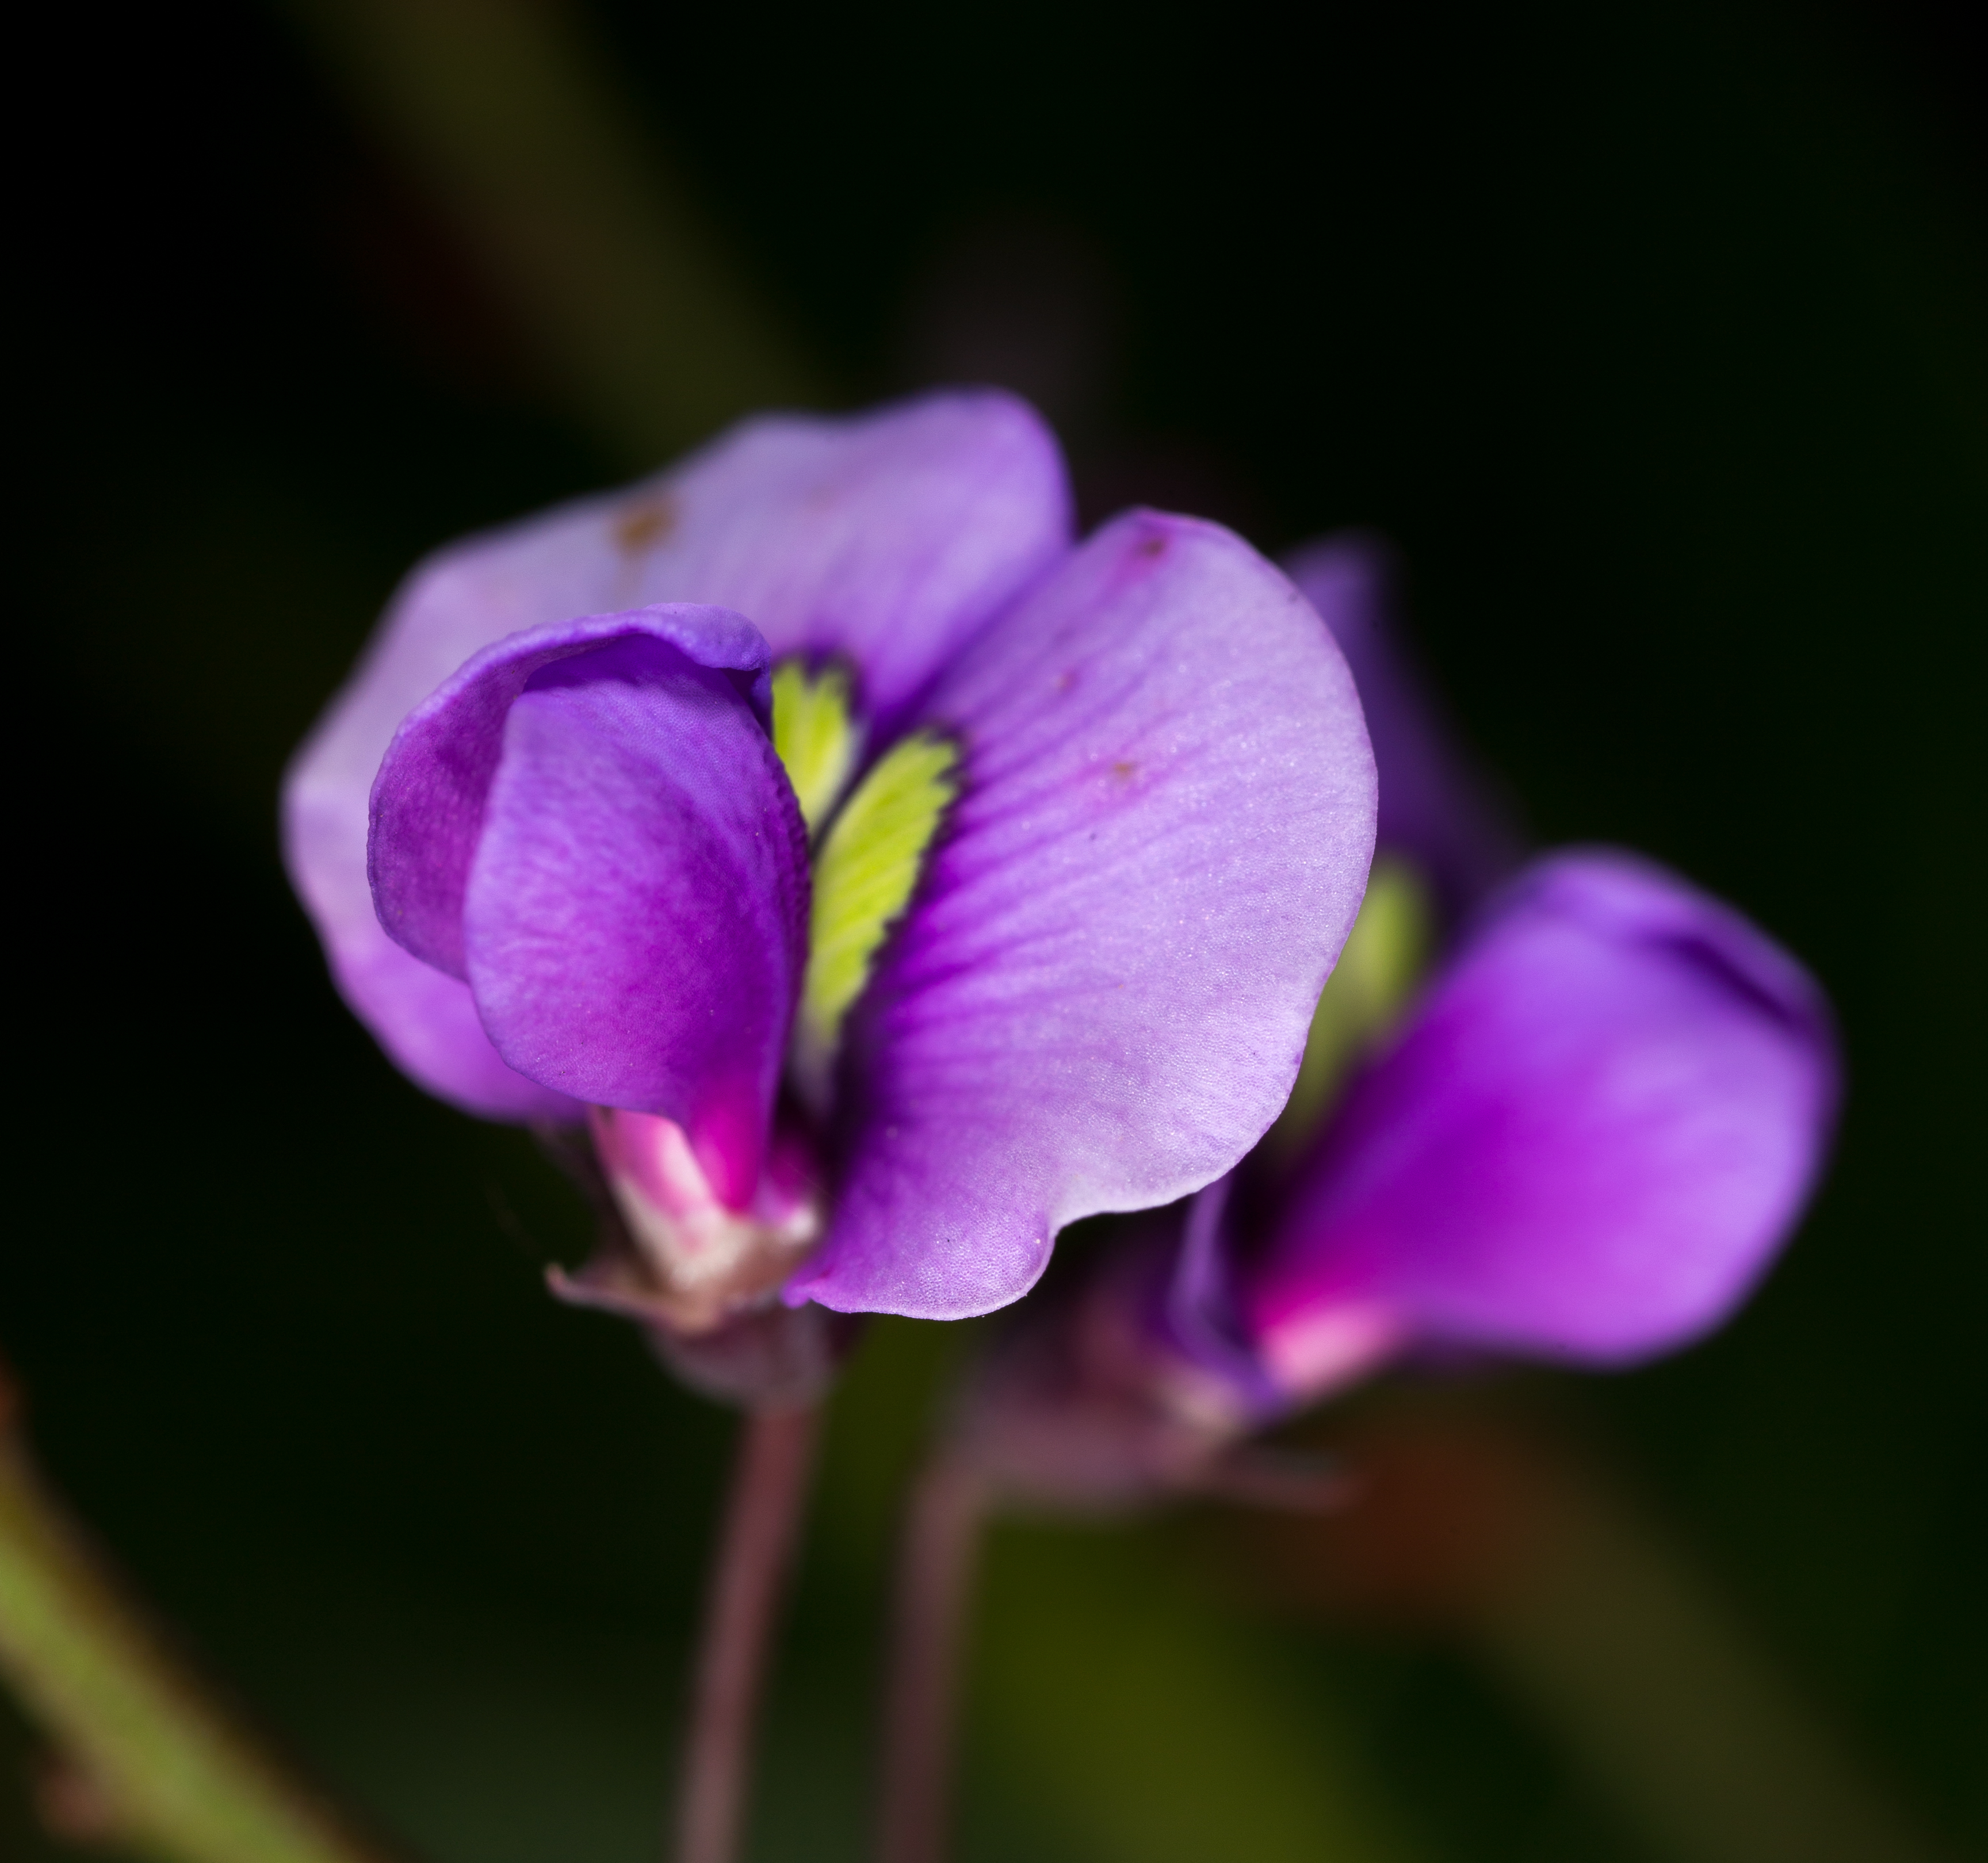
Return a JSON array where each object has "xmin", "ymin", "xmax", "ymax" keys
[
  {"xmin": 1240, "ymin": 848, "xmax": 1840, "ymax": 1406},
  {"xmin": 951, "ymin": 544, "xmax": 1838, "ymax": 1501},
  {"xmin": 960, "ymin": 848, "xmax": 1838, "ymax": 1505},
  {"xmin": 284, "ymin": 391, "xmax": 1377, "ymax": 1326}
]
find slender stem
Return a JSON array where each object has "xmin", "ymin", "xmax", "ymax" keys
[
  {"xmin": 0, "ymin": 1368, "xmax": 396, "ymax": 1863},
  {"xmin": 280, "ymin": 0, "xmax": 824, "ymax": 464},
  {"xmin": 876, "ymin": 1455, "xmax": 987, "ymax": 1863},
  {"xmin": 674, "ymin": 1402, "xmax": 821, "ymax": 1863}
]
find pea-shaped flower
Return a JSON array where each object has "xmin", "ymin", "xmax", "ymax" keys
[
  {"xmin": 872, "ymin": 542, "xmax": 1840, "ymax": 1863},
  {"xmin": 284, "ymin": 392, "xmax": 1378, "ymax": 1333},
  {"xmin": 1242, "ymin": 847, "xmax": 1839, "ymax": 1403},
  {"xmin": 950, "ymin": 545, "xmax": 1839, "ymax": 1501}
]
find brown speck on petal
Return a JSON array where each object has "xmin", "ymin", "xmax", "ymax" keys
[{"xmin": 614, "ymin": 493, "xmax": 678, "ymax": 554}]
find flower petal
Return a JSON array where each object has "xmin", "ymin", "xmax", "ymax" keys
[
  {"xmin": 1284, "ymin": 535, "xmax": 1521, "ymax": 917},
  {"xmin": 370, "ymin": 608, "xmax": 807, "ymax": 1198},
  {"xmin": 370, "ymin": 605, "xmax": 773, "ymax": 973},
  {"xmin": 284, "ymin": 389, "xmax": 1069, "ymax": 1118},
  {"xmin": 788, "ymin": 511, "xmax": 1379, "ymax": 1317},
  {"xmin": 295, "ymin": 898, "xmax": 578, "ymax": 1122},
  {"xmin": 1247, "ymin": 850, "xmax": 1840, "ymax": 1382},
  {"xmin": 620, "ymin": 389, "xmax": 1073, "ymax": 725}
]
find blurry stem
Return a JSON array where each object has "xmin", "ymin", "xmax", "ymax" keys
[
  {"xmin": 675, "ymin": 1402, "xmax": 821, "ymax": 1863},
  {"xmin": 0, "ymin": 1363, "xmax": 396, "ymax": 1863},
  {"xmin": 1253, "ymin": 1402, "xmax": 1959, "ymax": 1863},
  {"xmin": 871, "ymin": 1444, "xmax": 1350, "ymax": 1863},
  {"xmin": 876, "ymin": 1454, "xmax": 987, "ymax": 1863},
  {"xmin": 277, "ymin": 0, "xmax": 827, "ymax": 463},
  {"xmin": 1474, "ymin": 1464, "xmax": 1959, "ymax": 1863}
]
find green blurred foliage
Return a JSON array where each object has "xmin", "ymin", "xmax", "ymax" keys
[{"xmin": 8, "ymin": 0, "xmax": 1985, "ymax": 1858}]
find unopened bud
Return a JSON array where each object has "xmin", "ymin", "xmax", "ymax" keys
[{"xmin": 550, "ymin": 1108, "xmax": 822, "ymax": 1338}]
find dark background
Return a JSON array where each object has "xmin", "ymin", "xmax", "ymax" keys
[{"xmin": 7, "ymin": 1, "xmax": 1985, "ymax": 1858}]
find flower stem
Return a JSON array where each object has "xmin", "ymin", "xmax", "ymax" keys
[
  {"xmin": 674, "ymin": 1401, "xmax": 821, "ymax": 1863},
  {"xmin": 0, "ymin": 1368, "xmax": 396, "ymax": 1863},
  {"xmin": 876, "ymin": 1455, "xmax": 987, "ymax": 1863},
  {"xmin": 278, "ymin": 0, "xmax": 824, "ymax": 464}
]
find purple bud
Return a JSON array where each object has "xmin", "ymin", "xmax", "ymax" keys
[
  {"xmin": 565, "ymin": 1107, "xmax": 824, "ymax": 1336},
  {"xmin": 1244, "ymin": 850, "xmax": 1840, "ymax": 1402}
]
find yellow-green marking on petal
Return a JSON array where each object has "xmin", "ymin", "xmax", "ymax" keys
[
  {"xmin": 771, "ymin": 659, "xmax": 864, "ymax": 835},
  {"xmin": 793, "ymin": 730, "xmax": 961, "ymax": 1103}
]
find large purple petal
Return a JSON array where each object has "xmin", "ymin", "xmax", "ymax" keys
[
  {"xmin": 296, "ymin": 909, "xmax": 578, "ymax": 1122},
  {"xmin": 284, "ymin": 390, "xmax": 1069, "ymax": 1119},
  {"xmin": 370, "ymin": 605, "xmax": 771, "ymax": 973},
  {"xmin": 1284, "ymin": 535, "xmax": 1521, "ymax": 917},
  {"xmin": 788, "ymin": 511, "xmax": 1378, "ymax": 1318},
  {"xmin": 370, "ymin": 608, "xmax": 808, "ymax": 1199},
  {"xmin": 1246, "ymin": 850, "xmax": 1840, "ymax": 1387}
]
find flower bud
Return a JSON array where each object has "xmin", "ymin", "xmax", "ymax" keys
[
  {"xmin": 550, "ymin": 1107, "xmax": 822, "ymax": 1338},
  {"xmin": 1247, "ymin": 851, "xmax": 1839, "ymax": 1399}
]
